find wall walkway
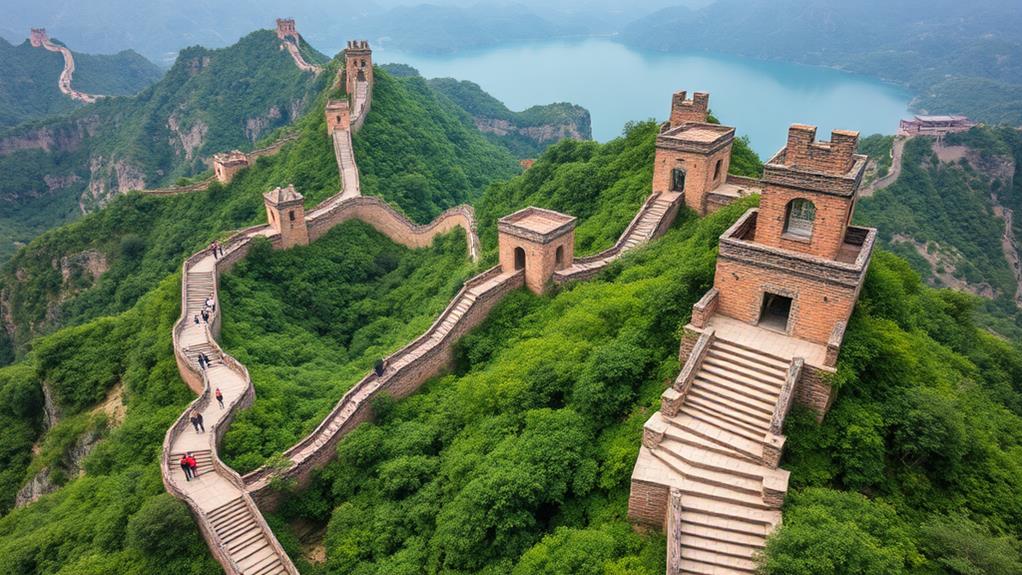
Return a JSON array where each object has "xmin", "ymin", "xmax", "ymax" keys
[{"xmin": 30, "ymin": 34, "xmax": 100, "ymax": 103}]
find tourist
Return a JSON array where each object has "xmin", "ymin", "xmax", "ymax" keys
[
  {"xmin": 205, "ymin": 295, "xmax": 216, "ymax": 312},
  {"xmin": 374, "ymin": 358, "xmax": 385, "ymax": 377},
  {"xmin": 199, "ymin": 352, "xmax": 211, "ymax": 371},
  {"xmin": 218, "ymin": 243, "xmax": 225, "ymax": 257},
  {"xmin": 179, "ymin": 454, "xmax": 193, "ymax": 481},
  {"xmin": 194, "ymin": 314, "xmax": 200, "ymax": 325},
  {"xmin": 210, "ymin": 242, "xmax": 219, "ymax": 260},
  {"xmin": 187, "ymin": 453, "xmax": 199, "ymax": 478},
  {"xmin": 197, "ymin": 353, "xmax": 207, "ymax": 371},
  {"xmin": 215, "ymin": 387, "xmax": 224, "ymax": 409},
  {"xmin": 191, "ymin": 409, "xmax": 205, "ymax": 433},
  {"xmin": 201, "ymin": 309, "xmax": 210, "ymax": 324}
]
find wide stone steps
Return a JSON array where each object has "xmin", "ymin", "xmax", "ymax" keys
[
  {"xmin": 680, "ymin": 520, "xmax": 766, "ymax": 549},
  {"xmin": 711, "ymin": 339, "xmax": 789, "ymax": 370},
  {"xmin": 171, "ymin": 449, "xmax": 214, "ymax": 476},
  {"xmin": 704, "ymin": 346, "xmax": 787, "ymax": 381},
  {"xmin": 684, "ymin": 395, "xmax": 772, "ymax": 436},
  {"xmin": 661, "ymin": 412, "xmax": 765, "ymax": 464},
  {"xmin": 690, "ymin": 376, "xmax": 778, "ymax": 414},
  {"xmin": 699, "ymin": 356, "xmax": 786, "ymax": 395},
  {"xmin": 655, "ymin": 426, "xmax": 776, "ymax": 482},
  {"xmin": 679, "ymin": 494, "xmax": 779, "ymax": 529},
  {"xmin": 678, "ymin": 546, "xmax": 758, "ymax": 574},
  {"xmin": 207, "ymin": 497, "xmax": 289, "ymax": 575},
  {"xmin": 651, "ymin": 444, "xmax": 767, "ymax": 508},
  {"xmin": 687, "ymin": 386, "xmax": 774, "ymax": 426},
  {"xmin": 682, "ymin": 401, "xmax": 767, "ymax": 444}
]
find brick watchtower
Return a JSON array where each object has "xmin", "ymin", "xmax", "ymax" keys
[
  {"xmin": 669, "ymin": 90, "xmax": 709, "ymax": 127},
  {"xmin": 706, "ymin": 125, "xmax": 876, "ymax": 352},
  {"xmin": 264, "ymin": 185, "xmax": 309, "ymax": 249},
  {"xmin": 275, "ymin": 18, "xmax": 297, "ymax": 40},
  {"xmin": 498, "ymin": 207, "xmax": 576, "ymax": 294},
  {"xmin": 29, "ymin": 28, "xmax": 48, "ymax": 47},
  {"xmin": 344, "ymin": 40, "xmax": 373, "ymax": 96},
  {"xmin": 654, "ymin": 90, "xmax": 761, "ymax": 216},
  {"xmin": 212, "ymin": 151, "xmax": 249, "ymax": 184},
  {"xmin": 325, "ymin": 100, "xmax": 350, "ymax": 133}
]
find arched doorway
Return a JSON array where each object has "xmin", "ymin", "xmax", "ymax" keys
[
  {"xmin": 357, "ymin": 69, "xmax": 367, "ymax": 81},
  {"xmin": 514, "ymin": 247, "xmax": 526, "ymax": 270},
  {"xmin": 555, "ymin": 245, "xmax": 564, "ymax": 266}
]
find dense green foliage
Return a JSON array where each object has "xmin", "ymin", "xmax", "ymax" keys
[
  {"xmin": 277, "ymin": 199, "xmax": 746, "ymax": 574},
  {"xmin": 0, "ymin": 66, "xmax": 517, "ymax": 360},
  {"xmin": 856, "ymin": 130, "xmax": 1022, "ymax": 339},
  {"xmin": 218, "ymin": 223, "xmax": 477, "ymax": 473},
  {"xmin": 353, "ymin": 72, "xmax": 519, "ymax": 224},
  {"xmin": 0, "ymin": 37, "xmax": 162, "ymax": 129},
  {"xmin": 622, "ymin": 0, "xmax": 1022, "ymax": 124},
  {"xmin": 0, "ymin": 30, "xmax": 328, "ymax": 261},
  {"xmin": 426, "ymin": 77, "xmax": 592, "ymax": 158},
  {"xmin": 767, "ymin": 250, "xmax": 1022, "ymax": 572},
  {"xmin": 476, "ymin": 120, "xmax": 762, "ymax": 257}
]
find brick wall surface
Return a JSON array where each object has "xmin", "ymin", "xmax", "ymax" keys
[
  {"xmin": 628, "ymin": 479, "xmax": 670, "ymax": 528},
  {"xmin": 653, "ymin": 146, "xmax": 732, "ymax": 215},
  {"xmin": 714, "ymin": 257, "xmax": 859, "ymax": 345},
  {"xmin": 754, "ymin": 183, "xmax": 854, "ymax": 260},
  {"xmin": 498, "ymin": 231, "xmax": 574, "ymax": 294},
  {"xmin": 669, "ymin": 91, "xmax": 709, "ymax": 126},
  {"xmin": 795, "ymin": 364, "xmax": 835, "ymax": 420}
]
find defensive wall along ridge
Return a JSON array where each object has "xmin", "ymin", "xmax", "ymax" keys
[
  {"xmin": 161, "ymin": 80, "xmax": 874, "ymax": 575},
  {"xmin": 28, "ymin": 28, "xmax": 101, "ymax": 104},
  {"xmin": 161, "ymin": 43, "xmax": 686, "ymax": 573},
  {"xmin": 275, "ymin": 19, "xmax": 323, "ymax": 74}
]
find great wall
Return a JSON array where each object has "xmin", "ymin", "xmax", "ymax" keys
[
  {"xmin": 29, "ymin": 28, "xmax": 101, "ymax": 104},
  {"xmin": 155, "ymin": 31, "xmax": 877, "ymax": 572}
]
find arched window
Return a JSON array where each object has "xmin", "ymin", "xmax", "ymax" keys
[
  {"xmin": 671, "ymin": 168, "xmax": 686, "ymax": 192},
  {"xmin": 713, "ymin": 159, "xmax": 722, "ymax": 181},
  {"xmin": 514, "ymin": 247, "xmax": 526, "ymax": 270},
  {"xmin": 555, "ymin": 245, "xmax": 564, "ymax": 265},
  {"xmin": 784, "ymin": 198, "xmax": 816, "ymax": 239}
]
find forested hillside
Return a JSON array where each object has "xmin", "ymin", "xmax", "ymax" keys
[
  {"xmin": 622, "ymin": 0, "xmax": 1022, "ymax": 125},
  {"xmin": 0, "ymin": 37, "xmax": 162, "ymax": 129},
  {"xmin": 856, "ymin": 128, "xmax": 1022, "ymax": 339},
  {"xmin": 0, "ymin": 30, "xmax": 328, "ymax": 263}
]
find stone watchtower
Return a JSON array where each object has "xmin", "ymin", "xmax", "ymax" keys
[
  {"xmin": 212, "ymin": 151, "xmax": 249, "ymax": 184},
  {"xmin": 29, "ymin": 28, "xmax": 48, "ymax": 47},
  {"xmin": 669, "ymin": 90, "xmax": 709, "ymax": 127},
  {"xmin": 263, "ymin": 185, "xmax": 309, "ymax": 249},
  {"xmin": 275, "ymin": 18, "xmax": 297, "ymax": 40},
  {"xmin": 653, "ymin": 91, "xmax": 737, "ymax": 215},
  {"xmin": 344, "ymin": 40, "xmax": 373, "ymax": 95},
  {"xmin": 325, "ymin": 99, "xmax": 350, "ymax": 133},
  {"xmin": 708, "ymin": 125, "xmax": 876, "ymax": 352},
  {"xmin": 498, "ymin": 207, "xmax": 576, "ymax": 294}
]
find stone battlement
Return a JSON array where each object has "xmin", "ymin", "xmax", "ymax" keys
[
  {"xmin": 776, "ymin": 125, "xmax": 862, "ymax": 178},
  {"xmin": 670, "ymin": 90, "xmax": 710, "ymax": 126},
  {"xmin": 346, "ymin": 39, "xmax": 371, "ymax": 53},
  {"xmin": 657, "ymin": 122, "xmax": 735, "ymax": 155}
]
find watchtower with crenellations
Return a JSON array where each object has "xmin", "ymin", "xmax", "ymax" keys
[
  {"xmin": 264, "ymin": 185, "xmax": 309, "ymax": 249},
  {"xmin": 344, "ymin": 40, "xmax": 373, "ymax": 96}
]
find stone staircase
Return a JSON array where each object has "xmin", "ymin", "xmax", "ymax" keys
[
  {"xmin": 207, "ymin": 497, "xmax": 292, "ymax": 575},
  {"xmin": 171, "ymin": 448, "xmax": 215, "ymax": 476},
  {"xmin": 280, "ymin": 37, "xmax": 322, "ymax": 74},
  {"xmin": 333, "ymin": 130, "xmax": 360, "ymax": 198},
  {"xmin": 554, "ymin": 191, "xmax": 681, "ymax": 282},
  {"xmin": 637, "ymin": 336, "xmax": 795, "ymax": 575}
]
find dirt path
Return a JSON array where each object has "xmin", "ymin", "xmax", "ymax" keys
[{"xmin": 861, "ymin": 136, "xmax": 907, "ymax": 197}]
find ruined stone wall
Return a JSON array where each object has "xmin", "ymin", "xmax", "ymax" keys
[{"xmin": 795, "ymin": 364, "xmax": 836, "ymax": 420}]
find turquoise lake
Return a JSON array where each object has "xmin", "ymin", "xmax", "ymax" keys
[{"xmin": 372, "ymin": 39, "xmax": 912, "ymax": 157}]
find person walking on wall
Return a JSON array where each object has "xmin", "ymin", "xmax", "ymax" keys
[
  {"xmin": 210, "ymin": 242, "xmax": 219, "ymax": 260},
  {"xmin": 215, "ymin": 387, "xmax": 224, "ymax": 409},
  {"xmin": 374, "ymin": 358, "xmax": 387, "ymax": 377},
  {"xmin": 199, "ymin": 352, "xmax": 211, "ymax": 371},
  {"xmin": 205, "ymin": 295, "xmax": 216, "ymax": 313},
  {"xmin": 179, "ymin": 454, "xmax": 193, "ymax": 481},
  {"xmin": 201, "ymin": 309, "xmax": 210, "ymax": 324},
  {"xmin": 190, "ymin": 409, "xmax": 205, "ymax": 433},
  {"xmin": 187, "ymin": 453, "xmax": 199, "ymax": 478}
]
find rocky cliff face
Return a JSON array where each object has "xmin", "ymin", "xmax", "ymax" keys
[
  {"xmin": 473, "ymin": 118, "xmax": 587, "ymax": 143},
  {"xmin": 0, "ymin": 115, "xmax": 101, "ymax": 156}
]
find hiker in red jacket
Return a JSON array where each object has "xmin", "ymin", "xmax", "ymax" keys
[
  {"xmin": 186, "ymin": 453, "xmax": 199, "ymax": 479},
  {"xmin": 180, "ymin": 454, "xmax": 193, "ymax": 481},
  {"xmin": 215, "ymin": 387, "xmax": 224, "ymax": 409}
]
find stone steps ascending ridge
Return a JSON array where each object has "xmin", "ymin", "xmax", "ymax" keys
[
  {"xmin": 637, "ymin": 336, "xmax": 793, "ymax": 575},
  {"xmin": 554, "ymin": 192, "xmax": 681, "ymax": 281},
  {"xmin": 207, "ymin": 497, "xmax": 290, "ymax": 575}
]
